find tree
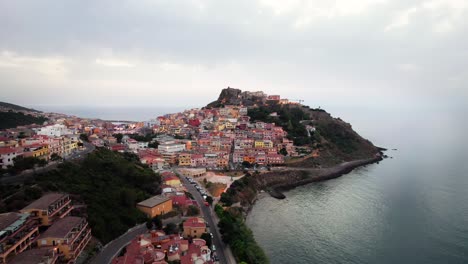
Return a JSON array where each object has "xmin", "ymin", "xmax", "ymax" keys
[
  {"xmin": 206, "ymin": 196, "xmax": 214, "ymax": 206},
  {"xmin": 164, "ymin": 223, "xmax": 179, "ymax": 235},
  {"xmin": 201, "ymin": 233, "xmax": 213, "ymax": 247},
  {"xmin": 279, "ymin": 147, "xmax": 288, "ymax": 156},
  {"xmin": 148, "ymin": 141, "xmax": 159, "ymax": 148},
  {"xmin": 220, "ymin": 193, "xmax": 234, "ymax": 206},
  {"xmin": 146, "ymin": 219, "xmax": 153, "ymax": 230},
  {"xmin": 50, "ymin": 153, "xmax": 61, "ymax": 161},
  {"xmin": 37, "ymin": 159, "xmax": 47, "ymax": 167},
  {"xmin": 18, "ymin": 132, "xmax": 27, "ymax": 139},
  {"xmin": 113, "ymin": 133, "xmax": 123, "ymax": 143},
  {"xmin": 186, "ymin": 205, "xmax": 200, "ymax": 216},
  {"xmin": 79, "ymin": 133, "xmax": 89, "ymax": 142},
  {"xmin": 152, "ymin": 216, "xmax": 163, "ymax": 230}
]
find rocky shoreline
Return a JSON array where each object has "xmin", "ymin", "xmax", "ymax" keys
[
  {"xmin": 268, "ymin": 155, "xmax": 384, "ymax": 199},
  {"xmin": 243, "ymin": 153, "xmax": 385, "ymax": 218}
]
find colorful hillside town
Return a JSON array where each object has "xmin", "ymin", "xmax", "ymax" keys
[
  {"xmin": 0, "ymin": 193, "xmax": 91, "ymax": 264},
  {"xmin": 1, "ymin": 91, "xmax": 310, "ymax": 176},
  {"xmin": 0, "ymin": 91, "xmax": 310, "ymax": 264}
]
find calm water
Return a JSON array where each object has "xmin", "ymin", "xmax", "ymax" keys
[
  {"xmin": 247, "ymin": 105, "xmax": 468, "ymax": 264},
  {"xmin": 29, "ymin": 105, "xmax": 188, "ymax": 121}
]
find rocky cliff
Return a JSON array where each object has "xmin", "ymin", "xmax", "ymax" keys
[{"xmin": 207, "ymin": 87, "xmax": 267, "ymax": 107}]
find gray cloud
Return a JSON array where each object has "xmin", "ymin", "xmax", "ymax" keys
[{"xmin": 0, "ymin": 0, "xmax": 467, "ymax": 108}]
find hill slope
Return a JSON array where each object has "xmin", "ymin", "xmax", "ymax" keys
[
  {"xmin": 0, "ymin": 111, "xmax": 48, "ymax": 129},
  {"xmin": 0, "ymin": 101, "xmax": 40, "ymax": 112},
  {"xmin": 208, "ymin": 88, "xmax": 380, "ymax": 167}
]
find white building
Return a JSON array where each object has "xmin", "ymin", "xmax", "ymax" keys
[
  {"xmin": 138, "ymin": 142, "xmax": 149, "ymax": 149},
  {"xmin": 0, "ymin": 147, "xmax": 22, "ymax": 169},
  {"xmin": 158, "ymin": 143, "xmax": 186, "ymax": 153},
  {"xmin": 35, "ymin": 124, "xmax": 71, "ymax": 137},
  {"xmin": 239, "ymin": 107, "xmax": 248, "ymax": 116}
]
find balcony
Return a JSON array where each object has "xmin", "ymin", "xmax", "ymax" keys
[
  {"xmin": 0, "ymin": 225, "xmax": 39, "ymax": 263},
  {"xmin": 69, "ymin": 229, "xmax": 91, "ymax": 261},
  {"xmin": 67, "ymin": 222, "xmax": 88, "ymax": 245},
  {"xmin": 48, "ymin": 198, "xmax": 71, "ymax": 217}
]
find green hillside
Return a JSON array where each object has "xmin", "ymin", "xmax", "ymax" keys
[{"xmin": 0, "ymin": 111, "xmax": 48, "ymax": 129}]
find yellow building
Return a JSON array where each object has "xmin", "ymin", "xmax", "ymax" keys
[
  {"xmin": 183, "ymin": 217, "xmax": 206, "ymax": 238},
  {"xmin": 254, "ymin": 141, "xmax": 264, "ymax": 148},
  {"xmin": 224, "ymin": 122, "xmax": 235, "ymax": 129},
  {"xmin": 20, "ymin": 193, "xmax": 73, "ymax": 227},
  {"xmin": 37, "ymin": 216, "xmax": 91, "ymax": 262},
  {"xmin": 26, "ymin": 144, "xmax": 49, "ymax": 160},
  {"xmin": 136, "ymin": 196, "xmax": 173, "ymax": 218},
  {"xmin": 0, "ymin": 213, "xmax": 40, "ymax": 264},
  {"xmin": 263, "ymin": 140, "xmax": 273, "ymax": 148},
  {"xmin": 178, "ymin": 153, "xmax": 192, "ymax": 166},
  {"xmin": 163, "ymin": 176, "xmax": 181, "ymax": 187}
]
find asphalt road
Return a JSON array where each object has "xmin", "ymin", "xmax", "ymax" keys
[
  {"xmin": 181, "ymin": 176, "xmax": 236, "ymax": 264},
  {"xmin": 90, "ymin": 216, "xmax": 183, "ymax": 264},
  {"xmin": 90, "ymin": 224, "xmax": 147, "ymax": 264}
]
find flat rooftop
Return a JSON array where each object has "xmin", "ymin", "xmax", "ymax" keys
[
  {"xmin": 137, "ymin": 196, "xmax": 171, "ymax": 208},
  {"xmin": 0, "ymin": 212, "xmax": 22, "ymax": 231},
  {"xmin": 39, "ymin": 216, "xmax": 84, "ymax": 239},
  {"xmin": 22, "ymin": 193, "xmax": 68, "ymax": 211},
  {"xmin": 9, "ymin": 248, "xmax": 56, "ymax": 264}
]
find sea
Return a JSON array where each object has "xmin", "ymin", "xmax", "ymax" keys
[
  {"xmin": 246, "ymin": 104, "xmax": 468, "ymax": 264},
  {"xmin": 29, "ymin": 105, "xmax": 190, "ymax": 122}
]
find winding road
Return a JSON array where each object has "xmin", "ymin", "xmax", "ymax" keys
[{"xmin": 180, "ymin": 176, "xmax": 236, "ymax": 264}]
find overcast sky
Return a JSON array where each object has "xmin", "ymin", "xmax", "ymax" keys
[{"xmin": 0, "ymin": 0, "xmax": 467, "ymax": 109}]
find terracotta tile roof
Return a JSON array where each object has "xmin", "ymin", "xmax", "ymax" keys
[
  {"xmin": 0, "ymin": 147, "xmax": 18, "ymax": 155},
  {"xmin": 183, "ymin": 217, "xmax": 206, "ymax": 229}
]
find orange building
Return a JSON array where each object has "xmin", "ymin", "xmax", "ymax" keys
[
  {"xmin": 37, "ymin": 216, "xmax": 91, "ymax": 263},
  {"xmin": 0, "ymin": 213, "xmax": 40, "ymax": 264},
  {"xmin": 243, "ymin": 156, "xmax": 256, "ymax": 164},
  {"xmin": 20, "ymin": 193, "xmax": 73, "ymax": 227},
  {"xmin": 136, "ymin": 196, "xmax": 173, "ymax": 218}
]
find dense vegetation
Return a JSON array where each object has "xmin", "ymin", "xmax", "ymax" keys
[
  {"xmin": 248, "ymin": 104, "xmax": 312, "ymax": 146},
  {"xmin": 1, "ymin": 149, "xmax": 162, "ymax": 244},
  {"xmin": 215, "ymin": 204, "xmax": 269, "ymax": 264},
  {"xmin": 0, "ymin": 111, "xmax": 48, "ymax": 129},
  {"xmin": 220, "ymin": 173, "xmax": 257, "ymax": 207},
  {"xmin": 4, "ymin": 156, "xmax": 48, "ymax": 174}
]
